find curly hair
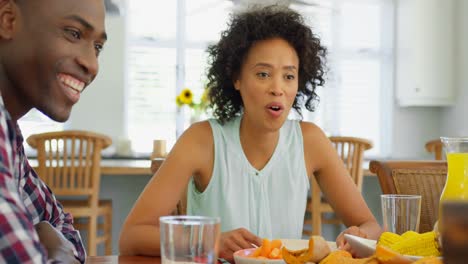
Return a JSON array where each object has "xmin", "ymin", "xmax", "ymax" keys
[{"xmin": 206, "ymin": 5, "xmax": 327, "ymax": 124}]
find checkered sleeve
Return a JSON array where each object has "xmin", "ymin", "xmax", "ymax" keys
[
  {"xmin": 0, "ymin": 107, "xmax": 47, "ymax": 263},
  {"xmin": 30, "ymin": 169, "xmax": 87, "ymax": 263}
]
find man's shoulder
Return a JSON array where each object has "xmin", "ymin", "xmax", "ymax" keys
[
  {"xmin": 0, "ymin": 92, "xmax": 24, "ymax": 143},
  {"xmin": 0, "ymin": 94, "xmax": 6, "ymax": 118},
  {"xmin": 0, "ymin": 92, "xmax": 21, "ymax": 175}
]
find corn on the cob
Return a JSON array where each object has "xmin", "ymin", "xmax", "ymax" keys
[
  {"xmin": 401, "ymin": 230, "xmax": 419, "ymax": 240},
  {"xmin": 391, "ymin": 231, "xmax": 441, "ymax": 257},
  {"xmin": 377, "ymin": 232, "xmax": 402, "ymax": 248},
  {"xmin": 377, "ymin": 231, "xmax": 442, "ymax": 257}
]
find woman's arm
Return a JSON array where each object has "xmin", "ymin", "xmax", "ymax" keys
[
  {"xmin": 119, "ymin": 121, "xmax": 214, "ymax": 256},
  {"xmin": 301, "ymin": 122, "xmax": 382, "ymax": 249}
]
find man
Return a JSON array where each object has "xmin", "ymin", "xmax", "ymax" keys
[{"xmin": 0, "ymin": 0, "xmax": 107, "ymax": 262}]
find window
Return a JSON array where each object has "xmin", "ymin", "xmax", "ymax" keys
[
  {"xmin": 127, "ymin": 0, "xmax": 233, "ymax": 154},
  {"xmin": 127, "ymin": 0, "xmax": 394, "ymax": 157},
  {"xmin": 293, "ymin": 0, "xmax": 394, "ymax": 157}
]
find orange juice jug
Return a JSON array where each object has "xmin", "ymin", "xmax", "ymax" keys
[{"xmin": 438, "ymin": 137, "xmax": 468, "ymax": 230}]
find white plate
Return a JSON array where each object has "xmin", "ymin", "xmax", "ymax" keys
[
  {"xmin": 234, "ymin": 248, "xmax": 284, "ymax": 264},
  {"xmin": 344, "ymin": 234, "xmax": 442, "ymax": 261},
  {"xmin": 278, "ymin": 239, "xmax": 337, "ymax": 252},
  {"xmin": 233, "ymin": 239, "xmax": 336, "ymax": 264}
]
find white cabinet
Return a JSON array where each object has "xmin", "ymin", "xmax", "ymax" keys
[{"xmin": 396, "ymin": 0, "xmax": 455, "ymax": 106}]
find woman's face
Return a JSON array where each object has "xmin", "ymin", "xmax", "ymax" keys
[{"xmin": 234, "ymin": 37, "xmax": 299, "ymax": 131}]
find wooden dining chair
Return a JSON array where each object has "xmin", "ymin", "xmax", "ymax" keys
[
  {"xmin": 369, "ymin": 160, "xmax": 447, "ymax": 233},
  {"xmin": 27, "ymin": 130, "xmax": 113, "ymax": 256},
  {"xmin": 303, "ymin": 136, "xmax": 373, "ymax": 236},
  {"xmin": 425, "ymin": 139, "xmax": 444, "ymax": 160}
]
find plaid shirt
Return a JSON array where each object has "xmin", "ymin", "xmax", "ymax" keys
[{"xmin": 0, "ymin": 96, "xmax": 85, "ymax": 263}]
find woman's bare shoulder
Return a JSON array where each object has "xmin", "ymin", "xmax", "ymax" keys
[
  {"xmin": 299, "ymin": 121, "xmax": 328, "ymax": 141},
  {"xmin": 299, "ymin": 121, "xmax": 333, "ymax": 173},
  {"xmin": 186, "ymin": 120, "xmax": 213, "ymax": 136},
  {"xmin": 174, "ymin": 120, "xmax": 214, "ymax": 157}
]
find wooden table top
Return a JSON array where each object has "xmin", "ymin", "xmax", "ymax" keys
[{"xmin": 86, "ymin": 255, "xmax": 161, "ymax": 264}]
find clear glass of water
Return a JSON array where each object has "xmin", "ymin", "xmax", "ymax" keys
[
  {"xmin": 160, "ymin": 216, "xmax": 221, "ymax": 264},
  {"xmin": 381, "ymin": 194, "xmax": 422, "ymax": 234}
]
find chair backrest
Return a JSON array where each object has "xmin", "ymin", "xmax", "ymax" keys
[
  {"xmin": 425, "ymin": 139, "xmax": 444, "ymax": 160},
  {"xmin": 305, "ymin": 136, "xmax": 372, "ymax": 234},
  {"xmin": 27, "ymin": 130, "xmax": 112, "ymax": 205},
  {"xmin": 329, "ymin": 136, "xmax": 373, "ymax": 191},
  {"xmin": 369, "ymin": 160, "xmax": 447, "ymax": 233}
]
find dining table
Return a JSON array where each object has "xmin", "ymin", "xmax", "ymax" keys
[
  {"xmin": 88, "ymin": 241, "xmax": 337, "ymax": 263},
  {"xmin": 86, "ymin": 255, "xmax": 161, "ymax": 264},
  {"xmin": 86, "ymin": 256, "xmax": 230, "ymax": 264}
]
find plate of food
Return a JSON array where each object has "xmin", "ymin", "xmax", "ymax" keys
[
  {"xmin": 233, "ymin": 236, "xmax": 332, "ymax": 264},
  {"xmin": 344, "ymin": 232, "xmax": 441, "ymax": 261}
]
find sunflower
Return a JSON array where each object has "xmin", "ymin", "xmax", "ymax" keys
[
  {"xmin": 178, "ymin": 88, "xmax": 193, "ymax": 105},
  {"xmin": 175, "ymin": 96, "xmax": 183, "ymax": 107}
]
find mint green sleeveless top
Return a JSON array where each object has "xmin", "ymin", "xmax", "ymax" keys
[{"xmin": 187, "ymin": 116, "xmax": 309, "ymax": 239}]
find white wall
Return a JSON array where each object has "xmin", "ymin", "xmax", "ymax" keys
[
  {"xmin": 441, "ymin": 0, "xmax": 468, "ymax": 136},
  {"xmin": 389, "ymin": 0, "xmax": 468, "ymax": 159},
  {"xmin": 68, "ymin": 15, "xmax": 126, "ymax": 153},
  {"xmin": 391, "ymin": 106, "xmax": 442, "ymax": 158}
]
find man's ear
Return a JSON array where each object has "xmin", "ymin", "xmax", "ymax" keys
[{"xmin": 0, "ymin": 0, "xmax": 17, "ymax": 40}]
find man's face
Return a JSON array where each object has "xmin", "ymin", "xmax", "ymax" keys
[{"xmin": 2, "ymin": 0, "xmax": 106, "ymax": 122}]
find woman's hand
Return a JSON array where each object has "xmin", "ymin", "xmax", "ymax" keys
[
  {"xmin": 218, "ymin": 228, "xmax": 262, "ymax": 262},
  {"xmin": 336, "ymin": 226, "xmax": 368, "ymax": 256}
]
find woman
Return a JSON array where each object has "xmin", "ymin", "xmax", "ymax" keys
[{"xmin": 119, "ymin": 5, "xmax": 381, "ymax": 261}]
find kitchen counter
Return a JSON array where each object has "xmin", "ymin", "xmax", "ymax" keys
[{"xmin": 28, "ymin": 158, "xmax": 165, "ymax": 176}]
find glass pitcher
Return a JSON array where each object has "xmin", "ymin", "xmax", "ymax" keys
[{"xmin": 438, "ymin": 137, "xmax": 468, "ymax": 230}]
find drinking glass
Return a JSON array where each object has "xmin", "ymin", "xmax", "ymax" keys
[
  {"xmin": 381, "ymin": 194, "xmax": 422, "ymax": 234},
  {"xmin": 160, "ymin": 216, "xmax": 221, "ymax": 264}
]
